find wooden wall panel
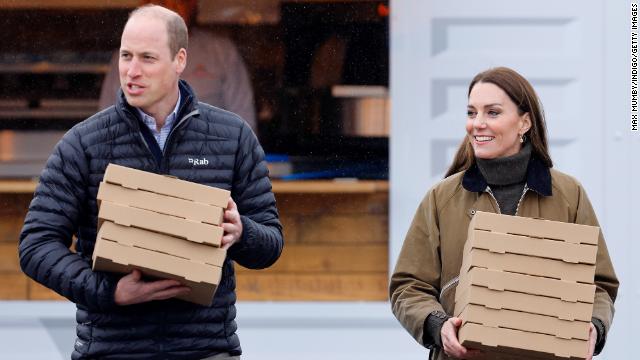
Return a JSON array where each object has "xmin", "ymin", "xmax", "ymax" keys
[
  {"xmin": 0, "ymin": 215, "xmax": 24, "ymax": 243},
  {"xmin": 0, "ymin": 194, "xmax": 31, "ymax": 215},
  {"xmin": 0, "ymin": 273, "xmax": 28, "ymax": 299},
  {"xmin": 297, "ymin": 214, "xmax": 388, "ymax": 245},
  {"xmin": 0, "ymin": 243, "xmax": 20, "ymax": 272},
  {"xmin": 1, "ymin": 183, "xmax": 390, "ymax": 301},
  {"xmin": 0, "ymin": 194, "xmax": 30, "ymax": 243},
  {"xmin": 279, "ymin": 215, "xmax": 299, "ymax": 244},
  {"xmin": 28, "ymin": 278, "xmax": 66, "ymax": 301},
  {"xmin": 236, "ymin": 244, "xmax": 387, "ymax": 273},
  {"xmin": 236, "ymin": 273, "xmax": 389, "ymax": 301},
  {"xmin": 276, "ymin": 193, "xmax": 388, "ymax": 216},
  {"xmin": 237, "ymin": 190, "xmax": 390, "ymax": 300}
]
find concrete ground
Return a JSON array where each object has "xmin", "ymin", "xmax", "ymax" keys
[{"xmin": 0, "ymin": 301, "xmax": 427, "ymax": 360}]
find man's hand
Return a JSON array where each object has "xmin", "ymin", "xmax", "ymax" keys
[
  {"xmin": 221, "ymin": 197, "xmax": 243, "ymax": 250},
  {"xmin": 114, "ymin": 269, "xmax": 191, "ymax": 306},
  {"xmin": 441, "ymin": 317, "xmax": 482, "ymax": 359},
  {"xmin": 586, "ymin": 322, "xmax": 597, "ymax": 360}
]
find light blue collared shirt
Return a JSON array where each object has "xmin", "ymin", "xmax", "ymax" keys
[{"xmin": 136, "ymin": 91, "xmax": 181, "ymax": 150}]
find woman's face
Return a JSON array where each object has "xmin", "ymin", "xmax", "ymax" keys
[{"xmin": 466, "ymin": 82, "xmax": 531, "ymax": 159}]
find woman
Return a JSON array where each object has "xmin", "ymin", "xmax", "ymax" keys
[{"xmin": 389, "ymin": 67, "xmax": 618, "ymax": 360}]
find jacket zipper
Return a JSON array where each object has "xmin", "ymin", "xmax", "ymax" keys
[
  {"xmin": 439, "ymin": 276, "xmax": 459, "ymax": 302},
  {"xmin": 122, "ymin": 107, "xmax": 158, "ymax": 171},
  {"xmin": 159, "ymin": 109, "xmax": 199, "ymax": 173},
  {"xmin": 443, "ymin": 186, "xmax": 529, "ymax": 304},
  {"xmin": 162, "ymin": 109, "xmax": 199, "ymax": 158},
  {"xmin": 485, "ymin": 186, "xmax": 502, "ymax": 214},
  {"xmin": 514, "ymin": 184, "xmax": 530, "ymax": 216},
  {"xmin": 440, "ymin": 187, "xmax": 500, "ymax": 302}
]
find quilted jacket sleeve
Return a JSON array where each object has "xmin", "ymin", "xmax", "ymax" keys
[
  {"xmin": 228, "ymin": 121, "xmax": 283, "ymax": 269},
  {"xmin": 19, "ymin": 127, "xmax": 118, "ymax": 311}
]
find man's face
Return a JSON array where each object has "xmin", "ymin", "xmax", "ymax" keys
[{"xmin": 118, "ymin": 15, "xmax": 185, "ymax": 116}]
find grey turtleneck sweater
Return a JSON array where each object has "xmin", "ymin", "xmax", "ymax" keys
[{"xmin": 476, "ymin": 142, "xmax": 532, "ymax": 215}]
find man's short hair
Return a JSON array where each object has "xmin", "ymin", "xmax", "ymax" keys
[{"xmin": 128, "ymin": 4, "xmax": 188, "ymax": 58}]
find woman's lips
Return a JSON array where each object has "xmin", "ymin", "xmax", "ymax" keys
[{"xmin": 474, "ymin": 135, "xmax": 494, "ymax": 144}]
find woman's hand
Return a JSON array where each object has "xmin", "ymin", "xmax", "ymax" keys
[
  {"xmin": 586, "ymin": 322, "xmax": 597, "ymax": 360},
  {"xmin": 441, "ymin": 317, "xmax": 482, "ymax": 359}
]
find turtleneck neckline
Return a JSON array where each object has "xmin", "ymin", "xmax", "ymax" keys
[{"xmin": 476, "ymin": 142, "xmax": 532, "ymax": 186}]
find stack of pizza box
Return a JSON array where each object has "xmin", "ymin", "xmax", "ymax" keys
[
  {"xmin": 92, "ymin": 163, "xmax": 229, "ymax": 306},
  {"xmin": 454, "ymin": 211, "xmax": 598, "ymax": 359}
]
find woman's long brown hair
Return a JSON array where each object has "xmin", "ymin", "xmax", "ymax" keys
[{"xmin": 444, "ymin": 67, "xmax": 553, "ymax": 178}]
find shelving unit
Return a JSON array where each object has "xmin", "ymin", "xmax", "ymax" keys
[
  {"xmin": 0, "ymin": 179, "xmax": 388, "ymax": 195},
  {"xmin": 0, "ymin": 0, "xmax": 137, "ymax": 9},
  {"xmin": 0, "ymin": 62, "xmax": 108, "ymax": 74}
]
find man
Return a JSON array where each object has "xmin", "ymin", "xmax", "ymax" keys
[
  {"xmin": 19, "ymin": 5, "xmax": 282, "ymax": 360},
  {"xmin": 99, "ymin": 0, "xmax": 257, "ymax": 132}
]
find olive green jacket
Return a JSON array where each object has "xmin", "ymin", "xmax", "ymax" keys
[{"xmin": 390, "ymin": 158, "xmax": 618, "ymax": 360}]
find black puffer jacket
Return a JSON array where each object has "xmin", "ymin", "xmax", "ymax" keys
[{"xmin": 19, "ymin": 81, "xmax": 283, "ymax": 360}]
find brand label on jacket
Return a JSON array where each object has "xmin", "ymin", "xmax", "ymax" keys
[{"xmin": 188, "ymin": 157, "xmax": 209, "ymax": 166}]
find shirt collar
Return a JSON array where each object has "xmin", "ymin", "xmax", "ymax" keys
[
  {"xmin": 136, "ymin": 90, "xmax": 182, "ymax": 131},
  {"xmin": 462, "ymin": 153, "xmax": 552, "ymax": 196}
]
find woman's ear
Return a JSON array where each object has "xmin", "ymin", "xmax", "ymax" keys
[{"xmin": 521, "ymin": 112, "xmax": 532, "ymax": 133}]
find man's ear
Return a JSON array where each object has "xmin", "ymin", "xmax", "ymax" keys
[{"xmin": 175, "ymin": 48, "xmax": 187, "ymax": 74}]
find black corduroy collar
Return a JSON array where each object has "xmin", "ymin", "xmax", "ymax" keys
[{"xmin": 462, "ymin": 154, "xmax": 552, "ymax": 196}]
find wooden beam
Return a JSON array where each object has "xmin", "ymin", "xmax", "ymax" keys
[
  {"xmin": 236, "ymin": 244, "xmax": 388, "ymax": 273},
  {"xmin": 27, "ymin": 278, "xmax": 66, "ymax": 300},
  {"xmin": 0, "ymin": 273, "xmax": 28, "ymax": 299},
  {"xmin": 0, "ymin": 0, "xmax": 137, "ymax": 9},
  {"xmin": 236, "ymin": 273, "xmax": 388, "ymax": 301},
  {"xmin": 0, "ymin": 244, "xmax": 20, "ymax": 272}
]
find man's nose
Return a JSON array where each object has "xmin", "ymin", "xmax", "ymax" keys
[{"xmin": 127, "ymin": 59, "xmax": 141, "ymax": 78}]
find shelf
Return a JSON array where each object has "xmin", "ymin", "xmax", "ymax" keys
[
  {"xmin": 0, "ymin": 179, "xmax": 389, "ymax": 194},
  {"xmin": 272, "ymin": 180, "xmax": 388, "ymax": 194},
  {"xmin": 0, "ymin": 180, "xmax": 37, "ymax": 193},
  {"xmin": 0, "ymin": 109, "xmax": 96, "ymax": 119},
  {"xmin": 0, "ymin": 62, "xmax": 109, "ymax": 74},
  {"xmin": 0, "ymin": 0, "xmax": 137, "ymax": 9}
]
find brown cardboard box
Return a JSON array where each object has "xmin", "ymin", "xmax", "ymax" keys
[
  {"xmin": 458, "ymin": 303, "xmax": 590, "ymax": 340},
  {"xmin": 459, "ymin": 322, "xmax": 588, "ymax": 360},
  {"xmin": 458, "ymin": 267, "xmax": 595, "ymax": 303},
  {"xmin": 92, "ymin": 236, "xmax": 222, "ymax": 306},
  {"xmin": 454, "ymin": 212, "xmax": 599, "ymax": 359},
  {"xmin": 103, "ymin": 163, "xmax": 230, "ymax": 208},
  {"xmin": 98, "ymin": 201, "xmax": 223, "ymax": 247},
  {"xmin": 97, "ymin": 182, "xmax": 224, "ymax": 225},
  {"xmin": 98, "ymin": 221, "xmax": 226, "ymax": 266},
  {"xmin": 454, "ymin": 283, "xmax": 593, "ymax": 322},
  {"xmin": 460, "ymin": 247, "xmax": 596, "ymax": 283},
  {"xmin": 469, "ymin": 211, "xmax": 599, "ymax": 245},
  {"xmin": 465, "ymin": 228, "xmax": 597, "ymax": 265}
]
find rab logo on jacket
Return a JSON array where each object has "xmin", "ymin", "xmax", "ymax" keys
[{"xmin": 188, "ymin": 157, "xmax": 209, "ymax": 166}]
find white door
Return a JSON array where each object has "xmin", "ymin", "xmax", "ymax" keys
[{"xmin": 391, "ymin": 1, "xmax": 637, "ymax": 358}]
